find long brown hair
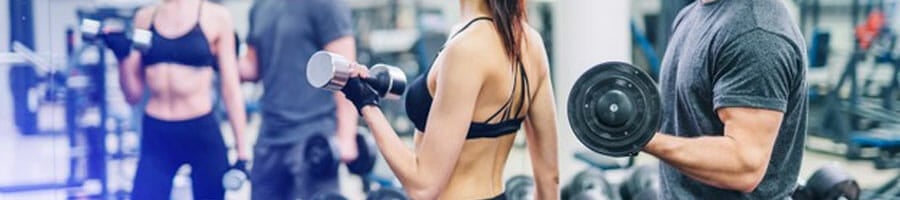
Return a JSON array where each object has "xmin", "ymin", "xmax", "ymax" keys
[{"xmin": 486, "ymin": 0, "xmax": 527, "ymax": 61}]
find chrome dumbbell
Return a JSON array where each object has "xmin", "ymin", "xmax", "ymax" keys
[
  {"xmin": 80, "ymin": 19, "xmax": 152, "ymax": 51},
  {"xmin": 306, "ymin": 51, "xmax": 407, "ymax": 99}
]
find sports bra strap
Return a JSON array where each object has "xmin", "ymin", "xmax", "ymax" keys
[
  {"xmin": 441, "ymin": 16, "xmax": 533, "ymax": 123},
  {"xmin": 450, "ymin": 17, "xmax": 494, "ymax": 39},
  {"xmin": 196, "ymin": 1, "xmax": 203, "ymax": 24}
]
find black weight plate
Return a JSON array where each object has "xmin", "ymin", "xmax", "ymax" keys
[
  {"xmin": 366, "ymin": 187, "xmax": 409, "ymax": 200},
  {"xmin": 620, "ymin": 163, "xmax": 661, "ymax": 200},
  {"xmin": 505, "ymin": 175, "xmax": 535, "ymax": 200},
  {"xmin": 806, "ymin": 164, "xmax": 859, "ymax": 200},
  {"xmin": 562, "ymin": 168, "xmax": 615, "ymax": 200},
  {"xmin": 304, "ymin": 134, "xmax": 340, "ymax": 178},
  {"xmin": 348, "ymin": 133, "xmax": 378, "ymax": 175},
  {"xmin": 568, "ymin": 62, "xmax": 661, "ymax": 157}
]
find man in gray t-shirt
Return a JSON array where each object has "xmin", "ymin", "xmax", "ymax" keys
[
  {"xmin": 239, "ymin": 0, "xmax": 359, "ymax": 198},
  {"xmin": 642, "ymin": 0, "xmax": 808, "ymax": 199}
]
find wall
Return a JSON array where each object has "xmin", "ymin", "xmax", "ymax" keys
[{"xmin": 553, "ymin": 0, "xmax": 632, "ymax": 180}]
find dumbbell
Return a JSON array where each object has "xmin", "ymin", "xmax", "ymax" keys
[
  {"xmin": 80, "ymin": 19, "xmax": 152, "ymax": 51},
  {"xmin": 222, "ymin": 160, "xmax": 249, "ymax": 191},
  {"xmin": 562, "ymin": 168, "xmax": 616, "ymax": 200},
  {"xmin": 366, "ymin": 187, "xmax": 409, "ymax": 200},
  {"xmin": 792, "ymin": 164, "xmax": 860, "ymax": 200},
  {"xmin": 505, "ymin": 175, "xmax": 535, "ymax": 200},
  {"xmin": 304, "ymin": 132, "xmax": 379, "ymax": 178},
  {"xmin": 307, "ymin": 51, "xmax": 407, "ymax": 99},
  {"xmin": 568, "ymin": 62, "xmax": 661, "ymax": 157},
  {"xmin": 619, "ymin": 164, "xmax": 661, "ymax": 200}
]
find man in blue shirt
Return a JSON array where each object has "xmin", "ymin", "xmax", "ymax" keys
[{"xmin": 239, "ymin": 0, "xmax": 358, "ymax": 198}]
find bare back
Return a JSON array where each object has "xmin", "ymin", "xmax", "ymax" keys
[{"xmin": 413, "ymin": 20, "xmax": 552, "ymax": 199}]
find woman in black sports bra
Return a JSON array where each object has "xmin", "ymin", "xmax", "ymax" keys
[
  {"xmin": 339, "ymin": 0, "xmax": 559, "ymax": 199},
  {"xmin": 107, "ymin": 0, "xmax": 248, "ymax": 199}
]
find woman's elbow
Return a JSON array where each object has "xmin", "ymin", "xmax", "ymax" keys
[{"xmin": 124, "ymin": 95, "xmax": 141, "ymax": 105}]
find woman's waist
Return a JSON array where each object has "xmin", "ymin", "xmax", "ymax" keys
[
  {"xmin": 443, "ymin": 151, "xmax": 511, "ymax": 199},
  {"xmin": 144, "ymin": 96, "xmax": 214, "ymax": 121}
]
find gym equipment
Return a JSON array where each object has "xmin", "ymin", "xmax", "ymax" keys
[
  {"xmin": 619, "ymin": 164, "xmax": 661, "ymax": 200},
  {"xmin": 311, "ymin": 191, "xmax": 349, "ymax": 200},
  {"xmin": 348, "ymin": 133, "xmax": 378, "ymax": 176},
  {"xmin": 221, "ymin": 169, "xmax": 247, "ymax": 191},
  {"xmin": 305, "ymin": 133, "xmax": 342, "ymax": 178},
  {"xmin": 305, "ymin": 132, "xmax": 379, "ymax": 178},
  {"xmin": 80, "ymin": 19, "xmax": 152, "ymax": 51},
  {"xmin": 808, "ymin": 29, "xmax": 831, "ymax": 68},
  {"xmin": 793, "ymin": 164, "xmax": 860, "ymax": 200},
  {"xmin": 567, "ymin": 62, "xmax": 661, "ymax": 157},
  {"xmin": 505, "ymin": 175, "xmax": 535, "ymax": 200},
  {"xmin": 813, "ymin": 3, "xmax": 900, "ymax": 161},
  {"xmin": 366, "ymin": 187, "xmax": 409, "ymax": 200},
  {"xmin": 307, "ymin": 51, "xmax": 408, "ymax": 99},
  {"xmin": 862, "ymin": 173, "xmax": 900, "ymax": 199},
  {"xmin": 222, "ymin": 160, "xmax": 248, "ymax": 191},
  {"xmin": 562, "ymin": 168, "xmax": 616, "ymax": 200},
  {"xmin": 1, "ymin": 7, "xmax": 142, "ymax": 199}
]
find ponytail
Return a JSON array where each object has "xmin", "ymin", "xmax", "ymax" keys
[{"xmin": 486, "ymin": 0, "xmax": 527, "ymax": 61}]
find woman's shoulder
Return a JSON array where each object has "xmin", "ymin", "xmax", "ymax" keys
[
  {"xmin": 442, "ymin": 22, "xmax": 507, "ymax": 70},
  {"xmin": 133, "ymin": 5, "xmax": 157, "ymax": 29},
  {"xmin": 201, "ymin": 2, "xmax": 233, "ymax": 21}
]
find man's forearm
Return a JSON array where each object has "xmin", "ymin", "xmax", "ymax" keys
[
  {"xmin": 644, "ymin": 133, "xmax": 767, "ymax": 192},
  {"xmin": 335, "ymin": 93, "xmax": 359, "ymax": 152}
]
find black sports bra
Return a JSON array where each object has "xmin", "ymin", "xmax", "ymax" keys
[
  {"xmin": 404, "ymin": 17, "xmax": 531, "ymax": 139},
  {"xmin": 140, "ymin": 2, "xmax": 216, "ymax": 68}
]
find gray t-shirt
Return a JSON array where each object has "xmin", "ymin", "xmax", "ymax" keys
[
  {"xmin": 247, "ymin": 0, "xmax": 353, "ymax": 146},
  {"xmin": 658, "ymin": 0, "xmax": 808, "ymax": 199}
]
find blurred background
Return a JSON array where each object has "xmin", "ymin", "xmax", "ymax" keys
[{"xmin": 0, "ymin": 0, "xmax": 898, "ymax": 199}]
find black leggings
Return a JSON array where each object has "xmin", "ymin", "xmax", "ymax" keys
[{"xmin": 131, "ymin": 112, "xmax": 229, "ymax": 200}]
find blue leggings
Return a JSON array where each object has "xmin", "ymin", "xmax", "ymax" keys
[{"xmin": 131, "ymin": 112, "xmax": 229, "ymax": 200}]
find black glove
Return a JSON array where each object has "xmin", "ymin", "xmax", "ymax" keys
[
  {"xmin": 341, "ymin": 77, "xmax": 380, "ymax": 115},
  {"xmin": 232, "ymin": 159, "xmax": 248, "ymax": 173},
  {"xmin": 102, "ymin": 32, "xmax": 133, "ymax": 60}
]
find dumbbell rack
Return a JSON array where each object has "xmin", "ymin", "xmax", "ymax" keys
[
  {"xmin": 814, "ymin": 18, "xmax": 900, "ymax": 167},
  {"xmin": 0, "ymin": 7, "xmax": 140, "ymax": 199}
]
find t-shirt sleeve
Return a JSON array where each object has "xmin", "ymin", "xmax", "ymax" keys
[
  {"xmin": 712, "ymin": 29, "xmax": 801, "ymax": 112},
  {"xmin": 246, "ymin": 1, "xmax": 260, "ymax": 46},
  {"xmin": 312, "ymin": 0, "xmax": 353, "ymax": 48}
]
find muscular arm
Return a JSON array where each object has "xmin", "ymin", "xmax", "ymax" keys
[
  {"xmin": 644, "ymin": 29, "xmax": 800, "ymax": 193},
  {"xmin": 522, "ymin": 34, "xmax": 559, "ymax": 199},
  {"xmin": 214, "ymin": 10, "xmax": 249, "ymax": 160},
  {"xmin": 644, "ymin": 108, "xmax": 783, "ymax": 192},
  {"xmin": 324, "ymin": 36, "xmax": 360, "ymax": 162},
  {"xmin": 360, "ymin": 40, "xmax": 486, "ymax": 199}
]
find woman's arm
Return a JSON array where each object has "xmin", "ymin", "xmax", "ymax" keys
[
  {"xmin": 358, "ymin": 39, "xmax": 489, "ymax": 199},
  {"xmin": 119, "ymin": 7, "xmax": 155, "ymax": 105},
  {"xmin": 118, "ymin": 52, "xmax": 143, "ymax": 105},
  {"xmin": 522, "ymin": 35, "xmax": 560, "ymax": 198},
  {"xmin": 213, "ymin": 8, "xmax": 249, "ymax": 160}
]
